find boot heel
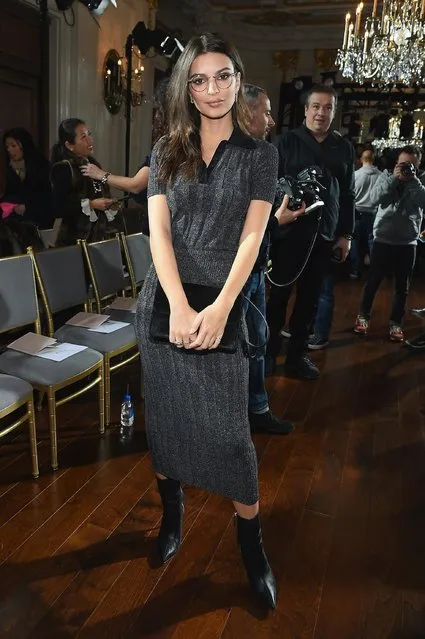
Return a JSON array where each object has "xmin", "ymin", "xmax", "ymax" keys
[
  {"xmin": 236, "ymin": 513, "xmax": 277, "ymax": 610},
  {"xmin": 157, "ymin": 477, "xmax": 184, "ymax": 564}
]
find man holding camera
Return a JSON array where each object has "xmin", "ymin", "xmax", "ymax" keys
[
  {"xmin": 243, "ymin": 84, "xmax": 304, "ymax": 434},
  {"xmin": 266, "ymin": 84, "xmax": 355, "ymax": 379},
  {"xmin": 354, "ymin": 146, "xmax": 425, "ymax": 341}
]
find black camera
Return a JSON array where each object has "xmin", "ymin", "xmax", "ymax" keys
[
  {"xmin": 274, "ymin": 166, "xmax": 325, "ymax": 215},
  {"xmin": 399, "ymin": 161, "xmax": 416, "ymax": 178}
]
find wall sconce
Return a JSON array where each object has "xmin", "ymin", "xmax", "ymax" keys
[
  {"xmin": 103, "ymin": 49, "xmax": 124, "ymax": 114},
  {"xmin": 102, "ymin": 46, "xmax": 145, "ymax": 115},
  {"xmin": 119, "ymin": 45, "xmax": 146, "ymax": 107}
]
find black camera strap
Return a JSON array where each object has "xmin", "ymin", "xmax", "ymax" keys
[{"xmin": 267, "ymin": 128, "xmax": 327, "ymax": 288}]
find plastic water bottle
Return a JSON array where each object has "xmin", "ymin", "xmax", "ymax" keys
[{"xmin": 119, "ymin": 392, "xmax": 134, "ymax": 439}]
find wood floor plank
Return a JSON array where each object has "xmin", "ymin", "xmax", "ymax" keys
[
  {"xmin": 0, "ymin": 433, "xmax": 127, "ymax": 564},
  {"xmin": 305, "ymin": 426, "xmax": 350, "ymax": 518},
  {"xmin": 21, "ymin": 454, "xmax": 155, "ymax": 639},
  {"xmin": 0, "ymin": 436, "xmax": 145, "ymax": 587},
  {"xmin": 397, "ymin": 364, "xmax": 425, "ymax": 637},
  {"xmin": 76, "ymin": 489, "xmax": 221, "ymax": 638},
  {"xmin": 361, "ymin": 418, "xmax": 403, "ymax": 638},
  {"xmin": 0, "ymin": 450, "xmax": 147, "ymax": 639},
  {"xmin": 313, "ymin": 423, "xmax": 374, "ymax": 639}
]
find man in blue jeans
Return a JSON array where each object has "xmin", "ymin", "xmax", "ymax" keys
[
  {"xmin": 243, "ymin": 84, "xmax": 304, "ymax": 434},
  {"xmin": 309, "ymin": 148, "xmax": 380, "ymax": 350}
]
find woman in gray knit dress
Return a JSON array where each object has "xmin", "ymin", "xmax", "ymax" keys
[{"xmin": 136, "ymin": 33, "xmax": 278, "ymax": 609}]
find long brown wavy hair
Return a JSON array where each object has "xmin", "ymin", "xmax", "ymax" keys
[
  {"xmin": 152, "ymin": 77, "xmax": 170, "ymax": 146},
  {"xmin": 158, "ymin": 33, "xmax": 251, "ymax": 185}
]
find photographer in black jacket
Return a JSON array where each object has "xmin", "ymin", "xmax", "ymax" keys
[{"xmin": 266, "ymin": 84, "xmax": 355, "ymax": 379}]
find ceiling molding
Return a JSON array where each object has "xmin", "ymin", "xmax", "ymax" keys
[{"xmin": 161, "ymin": 0, "xmax": 347, "ymax": 50}]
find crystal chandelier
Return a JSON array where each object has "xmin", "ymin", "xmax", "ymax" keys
[
  {"xmin": 371, "ymin": 113, "xmax": 424, "ymax": 152},
  {"xmin": 336, "ymin": 0, "xmax": 425, "ymax": 85}
]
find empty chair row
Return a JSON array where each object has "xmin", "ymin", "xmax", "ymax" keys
[{"xmin": 0, "ymin": 233, "xmax": 151, "ymax": 473}]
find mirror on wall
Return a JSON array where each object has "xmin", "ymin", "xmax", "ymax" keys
[{"xmin": 103, "ymin": 49, "xmax": 124, "ymax": 115}]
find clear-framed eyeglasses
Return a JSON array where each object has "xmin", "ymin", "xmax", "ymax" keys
[{"xmin": 188, "ymin": 71, "xmax": 238, "ymax": 92}]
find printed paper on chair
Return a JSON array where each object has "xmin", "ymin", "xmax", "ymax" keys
[
  {"xmin": 7, "ymin": 332, "xmax": 57, "ymax": 355},
  {"xmin": 66, "ymin": 312, "xmax": 110, "ymax": 328}
]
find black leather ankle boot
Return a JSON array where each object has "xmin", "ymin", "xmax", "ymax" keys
[
  {"xmin": 156, "ymin": 477, "xmax": 184, "ymax": 564},
  {"xmin": 236, "ymin": 513, "xmax": 277, "ymax": 610}
]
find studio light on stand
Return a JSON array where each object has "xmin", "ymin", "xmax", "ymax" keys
[
  {"xmin": 79, "ymin": 0, "xmax": 117, "ymax": 16},
  {"xmin": 55, "ymin": 0, "xmax": 117, "ymax": 16}
]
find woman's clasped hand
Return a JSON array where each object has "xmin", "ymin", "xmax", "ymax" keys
[{"xmin": 169, "ymin": 301, "xmax": 228, "ymax": 350}]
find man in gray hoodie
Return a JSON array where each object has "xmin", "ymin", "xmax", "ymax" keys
[
  {"xmin": 354, "ymin": 145, "xmax": 425, "ymax": 341},
  {"xmin": 350, "ymin": 148, "xmax": 381, "ymax": 278}
]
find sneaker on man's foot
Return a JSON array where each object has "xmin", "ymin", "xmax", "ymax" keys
[
  {"xmin": 249, "ymin": 410, "xmax": 295, "ymax": 435},
  {"xmin": 405, "ymin": 332, "xmax": 425, "ymax": 350},
  {"xmin": 284, "ymin": 356, "xmax": 320, "ymax": 380},
  {"xmin": 410, "ymin": 308, "xmax": 425, "ymax": 319},
  {"xmin": 280, "ymin": 327, "xmax": 315, "ymax": 339},
  {"xmin": 354, "ymin": 315, "xmax": 369, "ymax": 335},
  {"xmin": 307, "ymin": 335, "xmax": 330, "ymax": 350},
  {"xmin": 389, "ymin": 324, "xmax": 404, "ymax": 342},
  {"xmin": 349, "ymin": 270, "xmax": 360, "ymax": 280}
]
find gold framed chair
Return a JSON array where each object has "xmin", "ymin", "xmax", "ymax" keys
[
  {"xmin": 30, "ymin": 244, "xmax": 139, "ymax": 427},
  {"xmin": 0, "ymin": 254, "xmax": 105, "ymax": 471},
  {"xmin": 120, "ymin": 232, "xmax": 152, "ymax": 298},
  {"xmin": 0, "ymin": 374, "xmax": 39, "ymax": 479},
  {"xmin": 79, "ymin": 236, "xmax": 130, "ymax": 314}
]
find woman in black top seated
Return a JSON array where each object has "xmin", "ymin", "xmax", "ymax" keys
[
  {"xmin": 51, "ymin": 119, "xmax": 118, "ymax": 246},
  {"xmin": 2, "ymin": 128, "xmax": 53, "ymax": 229}
]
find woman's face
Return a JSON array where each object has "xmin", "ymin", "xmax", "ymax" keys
[
  {"xmin": 188, "ymin": 52, "xmax": 240, "ymax": 121},
  {"xmin": 66, "ymin": 123, "xmax": 94, "ymax": 158},
  {"xmin": 5, "ymin": 137, "xmax": 24, "ymax": 162}
]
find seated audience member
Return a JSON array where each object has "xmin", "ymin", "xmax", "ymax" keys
[
  {"xmin": 354, "ymin": 146, "xmax": 425, "ymax": 342},
  {"xmin": 2, "ymin": 128, "xmax": 53, "ymax": 229},
  {"xmin": 350, "ymin": 148, "xmax": 381, "ymax": 279},
  {"xmin": 80, "ymin": 78, "xmax": 170, "ymax": 235},
  {"xmin": 51, "ymin": 119, "xmax": 119, "ymax": 246},
  {"xmin": 0, "ymin": 202, "xmax": 44, "ymax": 257}
]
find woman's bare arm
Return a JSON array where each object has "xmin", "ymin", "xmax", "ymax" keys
[
  {"xmin": 81, "ymin": 164, "xmax": 150, "ymax": 193},
  {"xmin": 219, "ymin": 199, "xmax": 271, "ymax": 308},
  {"xmin": 148, "ymin": 193, "xmax": 198, "ymax": 346},
  {"xmin": 148, "ymin": 193, "xmax": 186, "ymax": 308}
]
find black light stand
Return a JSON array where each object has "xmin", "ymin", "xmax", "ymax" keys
[{"xmin": 124, "ymin": 33, "xmax": 133, "ymax": 177}]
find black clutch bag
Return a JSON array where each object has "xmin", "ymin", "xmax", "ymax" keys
[{"xmin": 150, "ymin": 282, "xmax": 243, "ymax": 353}]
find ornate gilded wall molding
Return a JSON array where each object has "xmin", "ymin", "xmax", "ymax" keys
[
  {"xmin": 273, "ymin": 50, "xmax": 299, "ymax": 81},
  {"xmin": 314, "ymin": 48, "xmax": 338, "ymax": 71}
]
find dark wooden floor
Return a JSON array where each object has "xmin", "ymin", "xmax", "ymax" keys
[{"xmin": 1, "ymin": 276, "xmax": 425, "ymax": 639}]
